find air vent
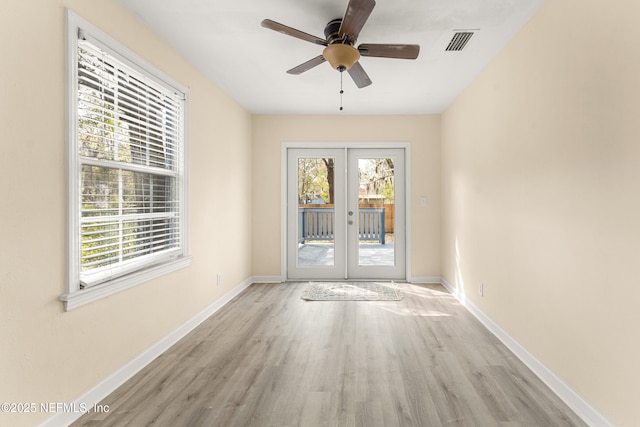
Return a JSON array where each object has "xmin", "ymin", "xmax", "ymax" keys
[{"xmin": 446, "ymin": 32, "xmax": 474, "ymax": 52}]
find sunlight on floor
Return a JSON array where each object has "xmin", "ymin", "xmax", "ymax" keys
[{"xmin": 373, "ymin": 283, "xmax": 453, "ymax": 318}]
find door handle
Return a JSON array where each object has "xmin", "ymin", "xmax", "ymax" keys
[{"xmin": 348, "ymin": 220, "xmax": 354, "ymax": 225}]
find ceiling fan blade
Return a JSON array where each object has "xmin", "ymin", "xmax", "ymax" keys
[
  {"xmin": 347, "ymin": 62, "xmax": 372, "ymax": 88},
  {"xmin": 339, "ymin": 0, "xmax": 376, "ymax": 42},
  {"xmin": 261, "ymin": 19, "xmax": 328, "ymax": 46},
  {"xmin": 358, "ymin": 44, "xmax": 420, "ymax": 59},
  {"xmin": 287, "ymin": 55, "xmax": 327, "ymax": 75}
]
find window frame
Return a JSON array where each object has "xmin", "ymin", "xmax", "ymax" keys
[{"xmin": 62, "ymin": 10, "xmax": 191, "ymax": 311}]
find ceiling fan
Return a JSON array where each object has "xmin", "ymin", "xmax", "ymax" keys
[{"xmin": 261, "ymin": 0, "xmax": 420, "ymax": 89}]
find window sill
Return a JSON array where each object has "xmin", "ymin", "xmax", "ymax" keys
[{"xmin": 60, "ymin": 256, "xmax": 192, "ymax": 311}]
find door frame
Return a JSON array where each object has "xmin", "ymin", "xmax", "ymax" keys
[{"xmin": 281, "ymin": 142, "xmax": 412, "ymax": 281}]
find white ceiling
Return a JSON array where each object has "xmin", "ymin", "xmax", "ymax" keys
[{"xmin": 117, "ymin": 0, "xmax": 543, "ymax": 115}]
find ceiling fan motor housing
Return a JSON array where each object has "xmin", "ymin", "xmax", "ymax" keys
[
  {"xmin": 322, "ymin": 18, "xmax": 360, "ymax": 70},
  {"xmin": 324, "ymin": 19, "xmax": 345, "ymax": 44}
]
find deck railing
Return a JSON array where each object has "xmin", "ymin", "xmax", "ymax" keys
[
  {"xmin": 298, "ymin": 206, "xmax": 385, "ymax": 244},
  {"xmin": 358, "ymin": 208, "xmax": 386, "ymax": 244}
]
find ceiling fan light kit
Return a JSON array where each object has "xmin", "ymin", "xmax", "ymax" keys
[
  {"xmin": 261, "ymin": 0, "xmax": 419, "ymax": 109},
  {"xmin": 323, "ymin": 44, "xmax": 360, "ymax": 71}
]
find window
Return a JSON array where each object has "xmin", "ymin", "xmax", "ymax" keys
[{"xmin": 62, "ymin": 11, "xmax": 190, "ymax": 310}]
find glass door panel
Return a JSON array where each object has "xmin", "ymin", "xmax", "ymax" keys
[
  {"xmin": 347, "ymin": 148, "xmax": 405, "ymax": 280},
  {"xmin": 287, "ymin": 148, "xmax": 345, "ymax": 280},
  {"xmin": 296, "ymin": 157, "xmax": 335, "ymax": 267},
  {"xmin": 357, "ymin": 158, "xmax": 395, "ymax": 267}
]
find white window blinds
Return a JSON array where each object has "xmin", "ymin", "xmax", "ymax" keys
[{"xmin": 76, "ymin": 35, "xmax": 186, "ymax": 288}]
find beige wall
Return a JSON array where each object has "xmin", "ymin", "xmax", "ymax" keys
[
  {"xmin": 251, "ymin": 115, "xmax": 441, "ymax": 280},
  {"xmin": 0, "ymin": 1, "xmax": 252, "ymax": 425},
  {"xmin": 441, "ymin": 0, "xmax": 640, "ymax": 425}
]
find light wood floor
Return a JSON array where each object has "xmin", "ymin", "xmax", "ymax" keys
[{"xmin": 74, "ymin": 282, "xmax": 586, "ymax": 426}]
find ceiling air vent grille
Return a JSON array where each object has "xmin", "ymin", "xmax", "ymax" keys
[{"xmin": 446, "ymin": 32, "xmax": 474, "ymax": 51}]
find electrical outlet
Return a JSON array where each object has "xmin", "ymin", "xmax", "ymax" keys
[
  {"xmin": 479, "ymin": 282, "xmax": 484, "ymax": 297},
  {"xmin": 217, "ymin": 274, "xmax": 223, "ymax": 286}
]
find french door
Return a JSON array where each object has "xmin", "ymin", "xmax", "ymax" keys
[{"xmin": 286, "ymin": 147, "xmax": 405, "ymax": 280}]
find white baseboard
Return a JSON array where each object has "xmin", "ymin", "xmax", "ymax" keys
[
  {"xmin": 439, "ymin": 277, "xmax": 614, "ymax": 427},
  {"xmin": 251, "ymin": 275, "xmax": 284, "ymax": 283},
  {"xmin": 409, "ymin": 275, "xmax": 442, "ymax": 284},
  {"xmin": 40, "ymin": 277, "xmax": 254, "ymax": 427}
]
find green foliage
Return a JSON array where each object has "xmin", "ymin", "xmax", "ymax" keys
[
  {"xmin": 358, "ymin": 158, "xmax": 394, "ymax": 203},
  {"xmin": 298, "ymin": 158, "xmax": 330, "ymax": 204}
]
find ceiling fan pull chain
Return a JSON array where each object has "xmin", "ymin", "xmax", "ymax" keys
[{"xmin": 339, "ymin": 70, "xmax": 344, "ymax": 111}]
